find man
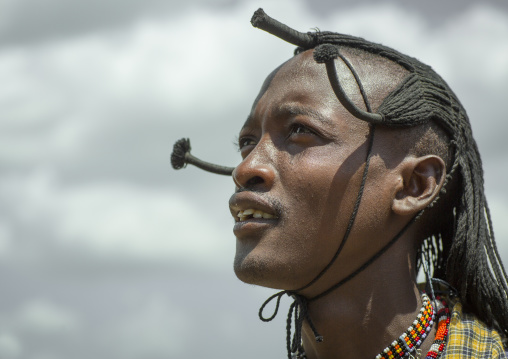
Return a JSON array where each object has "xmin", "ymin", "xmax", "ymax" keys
[{"xmin": 172, "ymin": 9, "xmax": 508, "ymax": 359}]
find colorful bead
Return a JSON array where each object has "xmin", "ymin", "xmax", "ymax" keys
[
  {"xmin": 376, "ymin": 293, "xmax": 435, "ymax": 359},
  {"xmin": 425, "ymin": 296, "xmax": 450, "ymax": 359},
  {"xmin": 374, "ymin": 294, "xmax": 451, "ymax": 359}
]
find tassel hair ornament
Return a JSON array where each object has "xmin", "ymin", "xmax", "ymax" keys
[{"xmin": 171, "ymin": 138, "xmax": 234, "ymax": 176}]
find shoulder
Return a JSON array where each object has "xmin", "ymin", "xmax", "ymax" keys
[{"xmin": 442, "ymin": 301, "xmax": 507, "ymax": 359}]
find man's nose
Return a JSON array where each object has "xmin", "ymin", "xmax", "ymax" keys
[{"xmin": 232, "ymin": 143, "xmax": 276, "ymax": 190}]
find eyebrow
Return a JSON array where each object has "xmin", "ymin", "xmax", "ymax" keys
[
  {"xmin": 242, "ymin": 103, "xmax": 335, "ymax": 131},
  {"xmin": 274, "ymin": 103, "xmax": 335, "ymax": 127}
]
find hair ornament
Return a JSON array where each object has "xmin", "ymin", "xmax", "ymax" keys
[{"xmin": 171, "ymin": 138, "xmax": 234, "ymax": 176}]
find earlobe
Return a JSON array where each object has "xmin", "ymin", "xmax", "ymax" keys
[{"xmin": 392, "ymin": 156, "xmax": 446, "ymax": 216}]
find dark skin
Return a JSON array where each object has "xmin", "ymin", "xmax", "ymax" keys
[{"xmin": 228, "ymin": 49, "xmax": 446, "ymax": 359}]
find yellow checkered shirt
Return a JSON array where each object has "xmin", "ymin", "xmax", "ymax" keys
[{"xmin": 442, "ymin": 302, "xmax": 507, "ymax": 358}]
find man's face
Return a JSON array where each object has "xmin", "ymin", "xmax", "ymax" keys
[{"xmin": 229, "ymin": 50, "xmax": 403, "ymax": 293}]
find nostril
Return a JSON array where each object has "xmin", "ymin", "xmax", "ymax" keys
[
  {"xmin": 233, "ymin": 162, "xmax": 275, "ymax": 190},
  {"xmin": 246, "ymin": 176, "xmax": 264, "ymax": 187}
]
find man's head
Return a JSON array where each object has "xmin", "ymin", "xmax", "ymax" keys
[
  {"xmin": 172, "ymin": 8, "xmax": 508, "ymax": 339},
  {"xmin": 229, "ymin": 48, "xmax": 447, "ymax": 297},
  {"xmin": 230, "ymin": 9, "xmax": 508, "ymax": 335}
]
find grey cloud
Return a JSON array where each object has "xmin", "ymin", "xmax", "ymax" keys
[
  {"xmin": 0, "ymin": 0, "xmax": 241, "ymax": 47},
  {"xmin": 305, "ymin": 0, "xmax": 508, "ymax": 23},
  {"xmin": 4, "ymin": 0, "xmax": 507, "ymax": 47},
  {"xmin": 0, "ymin": 261, "xmax": 284, "ymax": 359}
]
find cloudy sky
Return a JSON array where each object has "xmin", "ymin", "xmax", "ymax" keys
[{"xmin": 0, "ymin": 0, "xmax": 507, "ymax": 358}]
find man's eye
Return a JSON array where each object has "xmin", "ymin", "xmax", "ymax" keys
[
  {"xmin": 238, "ymin": 137, "xmax": 256, "ymax": 150},
  {"xmin": 289, "ymin": 124, "xmax": 314, "ymax": 136}
]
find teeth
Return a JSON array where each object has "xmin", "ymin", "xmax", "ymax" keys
[{"xmin": 237, "ymin": 209, "xmax": 276, "ymax": 221}]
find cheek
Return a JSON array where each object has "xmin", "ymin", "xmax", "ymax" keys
[
  {"xmin": 335, "ymin": 157, "xmax": 398, "ymax": 265},
  {"xmin": 281, "ymin": 149, "xmax": 366, "ymax": 246},
  {"xmin": 292, "ymin": 149, "xmax": 364, "ymax": 211},
  {"xmin": 350, "ymin": 161, "xmax": 395, "ymax": 236}
]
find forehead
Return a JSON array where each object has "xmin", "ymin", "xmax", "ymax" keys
[
  {"xmin": 244, "ymin": 50, "xmax": 366, "ymax": 131},
  {"xmin": 243, "ymin": 48, "xmax": 410, "ymax": 134}
]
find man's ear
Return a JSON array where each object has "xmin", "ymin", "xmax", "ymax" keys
[{"xmin": 392, "ymin": 155, "xmax": 446, "ymax": 216}]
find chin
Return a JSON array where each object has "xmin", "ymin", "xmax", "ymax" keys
[{"xmin": 233, "ymin": 248, "xmax": 297, "ymax": 290}]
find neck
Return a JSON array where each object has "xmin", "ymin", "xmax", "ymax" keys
[{"xmin": 300, "ymin": 245, "xmax": 432, "ymax": 359}]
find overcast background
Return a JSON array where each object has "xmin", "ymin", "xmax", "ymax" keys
[{"xmin": 0, "ymin": 0, "xmax": 507, "ymax": 358}]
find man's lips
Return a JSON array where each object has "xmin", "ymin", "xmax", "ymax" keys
[{"xmin": 229, "ymin": 192, "xmax": 280, "ymax": 223}]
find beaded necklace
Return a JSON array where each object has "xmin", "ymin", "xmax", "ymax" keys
[
  {"xmin": 376, "ymin": 293, "xmax": 434, "ymax": 359},
  {"xmin": 425, "ymin": 297, "xmax": 450, "ymax": 359},
  {"xmin": 291, "ymin": 294, "xmax": 451, "ymax": 359}
]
